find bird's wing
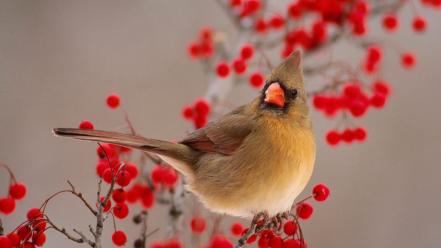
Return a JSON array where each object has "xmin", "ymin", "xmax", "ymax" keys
[{"xmin": 180, "ymin": 105, "xmax": 254, "ymax": 155}]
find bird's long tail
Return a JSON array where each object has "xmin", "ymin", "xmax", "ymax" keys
[{"xmin": 53, "ymin": 128, "xmax": 198, "ymax": 175}]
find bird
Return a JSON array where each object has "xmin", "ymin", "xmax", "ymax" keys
[{"xmin": 53, "ymin": 51, "xmax": 316, "ymax": 218}]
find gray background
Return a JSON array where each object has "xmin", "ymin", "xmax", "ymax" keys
[{"xmin": 1, "ymin": 1, "xmax": 441, "ymax": 247}]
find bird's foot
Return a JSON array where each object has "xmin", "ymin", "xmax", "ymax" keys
[
  {"xmin": 270, "ymin": 212, "xmax": 288, "ymax": 233},
  {"xmin": 236, "ymin": 211, "xmax": 269, "ymax": 248}
]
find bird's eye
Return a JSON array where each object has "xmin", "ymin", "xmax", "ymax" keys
[{"xmin": 288, "ymin": 89, "xmax": 298, "ymax": 99}]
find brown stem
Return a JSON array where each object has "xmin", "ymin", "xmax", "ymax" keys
[{"xmin": 0, "ymin": 162, "xmax": 17, "ymax": 184}]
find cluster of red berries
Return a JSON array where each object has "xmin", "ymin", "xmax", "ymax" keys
[
  {"xmin": 188, "ymin": 27, "xmax": 214, "ymax": 59},
  {"xmin": 150, "ymin": 164, "xmax": 179, "ymax": 189},
  {"xmin": 282, "ymin": 20, "xmax": 328, "ymax": 58},
  {"xmin": 326, "ymin": 127, "xmax": 367, "ymax": 146},
  {"xmin": 95, "ymin": 144, "xmax": 138, "ymax": 187},
  {"xmin": 0, "ymin": 208, "xmax": 47, "ymax": 248},
  {"xmin": 182, "ymin": 98, "xmax": 211, "ymax": 129},
  {"xmin": 0, "ymin": 182, "xmax": 26, "ymax": 215},
  {"xmin": 213, "ymin": 43, "xmax": 265, "ymax": 89},
  {"xmin": 313, "ymin": 80, "xmax": 391, "ymax": 118}
]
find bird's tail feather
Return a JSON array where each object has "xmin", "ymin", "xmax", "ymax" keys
[{"xmin": 53, "ymin": 128, "xmax": 198, "ymax": 175}]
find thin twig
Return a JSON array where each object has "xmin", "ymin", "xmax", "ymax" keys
[
  {"xmin": 67, "ymin": 180, "xmax": 98, "ymax": 216},
  {"xmin": 45, "ymin": 215, "xmax": 87, "ymax": 245}
]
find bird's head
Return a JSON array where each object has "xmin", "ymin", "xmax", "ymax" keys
[{"xmin": 260, "ymin": 51, "xmax": 308, "ymax": 116}]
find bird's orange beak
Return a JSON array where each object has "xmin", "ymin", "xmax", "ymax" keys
[{"xmin": 264, "ymin": 83, "xmax": 285, "ymax": 107}]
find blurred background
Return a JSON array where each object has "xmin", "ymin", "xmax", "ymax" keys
[{"xmin": 1, "ymin": 0, "xmax": 441, "ymax": 247}]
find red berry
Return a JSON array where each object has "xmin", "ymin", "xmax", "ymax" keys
[
  {"xmin": 312, "ymin": 95, "xmax": 327, "ymax": 109},
  {"xmin": 9, "ymin": 182, "xmax": 27, "ymax": 200},
  {"xmin": 231, "ymin": 222, "xmax": 245, "ymax": 236},
  {"xmin": 194, "ymin": 114, "xmax": 208, "ymax": 129},
  {"xmin": 229, "ymin": 0, "xmax": 241, "ymax": 7},
  {"xmin": 112, "ymin": 230, "xmax": 127, "ymax": 246},
  {"xmin": 96, "ymin": 143, "xmax": 118, "ymax": 159},
  {"xmin": 312, "ymin": 21, "xmax": 327, "ymax": 43},
  {"xmin": 117, "ymin": 169, "xmax": 132, "ymax": 187},
  {"xmin": 151, "ymin": 164, "xmax": 165, "ymax": 184},
  {"xmin": 354, "ymin": 127, "xmax": 367, "ymax": 141},
  {"xmin": 296, "ymin": 202, "xmax": 313, "ymax": 219},
  {"xmin": 27, "ymin": 208, "xmax": 43, "ymax": 220},
  {"xmin": 150, "ymin": 241, "xmax": 165, "ymax": 248},
  {"xmin": 33, "ymin": 219, "xmax": 46, "ymax": 233},
  {"xmin": 187, "ymin": 42, "xmax": 200, "ymax": 58},
  {"xmin": 98, "ymin": 196, "xmax": 111, "ymax": 212},
  {"xmin": 283, "ymin": 221, "xmax": 298, "ymax": 235},
  {"xmin": 7, "ymin": 233, "xmax": 20, "ymax": 246},
  {"xmin": 106, "ymin": 93, "xmax": 120, "ymax": 109},
  {"xmin": 113, "ymin": 202, "xmax": 129, "ymax": 219},
  {"xmin": 17, "ymin": 225, "xmax": 31, "ymax": 240},
  {"xmin": 341, "ymin": 129, "xmax": 355, "ymax": 143},
  {"xmin": 210, "ymin": 235, "xmax": 233, "ymax": 248},
  {"xmin": 282, "ymin": 239, "xmax": 297, "ymax": 248},
  {"xmin": 22, "ymin": 243, "xmax": 36, "ymax": 248},
  {"xmin": 288, "ymin": 3, "xmax": 302, "ymax": 19},
  {"xmin": 249, "ymin": 72, "xmax": 264, "ymax": 88},
  {"xmin": 0, "ymin": 236, "xmax": 11, "ymax": 248},
  {"xmin": 349, "ymin": 100, "xmax": 368, "ymax": 117},
  {"xmin": 232, "ymin": 58, "xmax": 247, "ymax": 74},
  {"xmin": 33, "ymin": 232, "xmax": 46, "ymax": 246},
  {"xmin": 162, "ymin": 168, "xmax": 178, "ymax": 188},
  {"xmin": 182, "ymin": 105, "xmax": 193, "ymax": 120},
  {"xmin": 367, "ymin": 46, "xmax": 382, "ymax": 63},
  {"xmin": 190, "ymin": 216, "xmax": 206, "ymax": 234},
  {"xmin": 343, "ymin": 83, "xmax": 361, "ymax": 98},
  {"xmin": 79, "ymin": 120, "xmax": 94, "ymax": 130},
  {"xmin": 401, "ymin": 52, "xmax": 416, "ymax": 69},
  {"xmin": 165, "ymin": 239, "xmax": 183, "ymax": 248},
  {"xmin": 112, "ymin": 188, "xmax": 126, "ymax": 203},
  {"xmin": 102, "ymin": 168, "xmax": 114, "ymax": 184},
  {"xmin": 373, "ymin": 80, "xmax": 391, "ymax": 96},
  {"xmin": 125, "ymin": 162, "xmax": 139, "ymax": 179},
  {"xmin": 194, "ymin": 99, "xmax": 211, "ymax": 116},
  {"xmin": 141, "ymin": 186, "xmax": 155, "ymax": 209},
  {"xmin": 240, "ymin": 44, "xmax": 254, "ymax": 60},
  {"xmin": 126, "ymin": 184, "xmax": 143, "ymax": 203},
  {"xmin": 382, "ymin": 14, "xmax": 398, "ymax": 31},
  {"xmin": 313, "ymin": 183, "xmax": 330, "ymax": 202},
  {"xmin": 0, "ymin": 197, "xmax": 15, "ymax": 214},
  {"xmin": 412, "ymin": 16, "xmax": 426, "ymax": 32},
  {"xmin": 216, "ymin": 61, "xmax": 230, "ymax": 78},
  {"xmin": 326, "ymin": 130, "xmax": 340, "ymax": 146},
  {"xmin": 370, "ymin": 93, "xmax": 387, "ymax": 108},
  {"xmin": 269, "ymin": 13, "xmax": 285, "ymax": 29},
  {"xmin": 95, "ymin": 160, "xmax": 111, "ymax": 177},
  {"xmin": 199, "ymin": 27, "xmax": 213, "ymax": 42},
  {"xmin": 270, "ymin": 236, "xmax": 283, "ymax": 248}
]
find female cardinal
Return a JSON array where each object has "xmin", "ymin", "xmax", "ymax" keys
[{"xmin": 54, "ymin": 51, "xmax": 315, "ymax": 218}]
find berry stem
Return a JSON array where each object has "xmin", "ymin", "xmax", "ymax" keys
[{"xmin": 0, "ymin": 162, "xmax": 17, "ymax": 184}]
